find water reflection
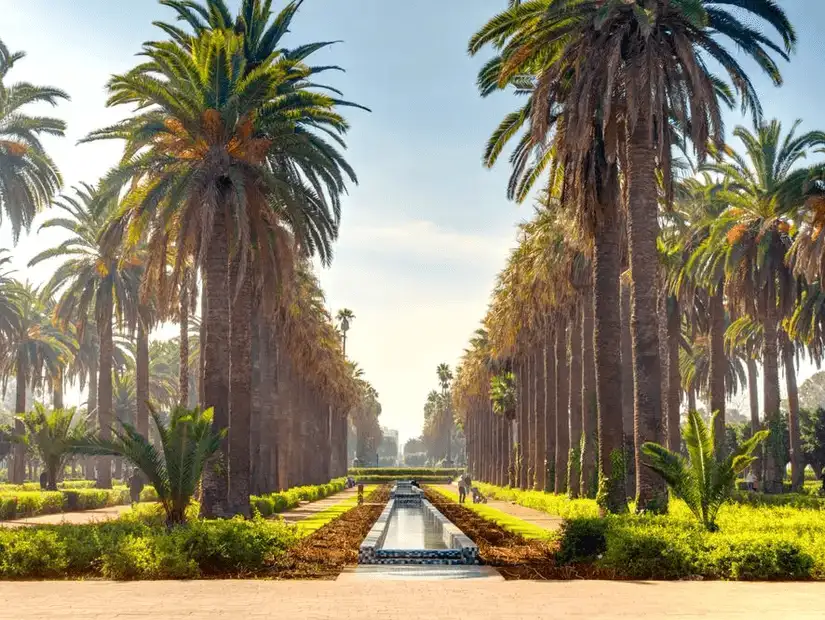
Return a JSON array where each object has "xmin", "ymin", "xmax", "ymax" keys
[{"xmin": 380, "ymin": 506, "xmax": 447, "ymax": 550}]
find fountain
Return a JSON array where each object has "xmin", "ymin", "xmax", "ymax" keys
[{"xmin": 358, "ymin": 481, "xmax": 478, "ymax": 565}]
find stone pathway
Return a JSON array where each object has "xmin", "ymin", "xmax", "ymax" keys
[
  {"xmin": 0, "ymin": 504, "xmax": 137, "ymax": 528},
  {"xmin": 433, "ymin": 483, "xmax": 563, "ymax": 533},
  {"xmin": 1, "ymin": 580, "xmax": 822, "ymax": 619},
  {"xmin": 279, "ymin": 487, "xmax": 359, "ymax": 524},
  {"xmin": 0, "ymin": 487, "xmax": 357, "ymax": 528}
]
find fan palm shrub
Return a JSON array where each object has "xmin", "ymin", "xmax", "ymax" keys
[
  {"xmin": 12, "ymin": 404, "xmax": 93, "ymax": 490},
  {"xmin": 642, "ymin": 409, "xmax": 768, "ymax": 531},
  {"xmin": 76, "ymin": 405, "xmax": 224, "ymax": 526}
]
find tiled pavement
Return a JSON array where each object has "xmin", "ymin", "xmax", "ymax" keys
[{"xmin": 1, "ymin": 580, "xmax": 823, "ymax": 619}]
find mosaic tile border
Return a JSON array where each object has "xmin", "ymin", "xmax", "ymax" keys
[{"xmin": 358, "ymin": 489, "xmax": 479, "ymax": 566}]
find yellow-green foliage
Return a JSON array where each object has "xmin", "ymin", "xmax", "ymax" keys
[
  {"xmin": 295, "ymin": 485, "xmax": 377, "ymax": 537},
  {"xmin": 0, "ymin": 515, "xmax": 299, "ymax": 579},
  {"xmin": 431, "ymin": 487, "xmax": 553, "ymax": 540},
  {"xmin": 250, "ymin": 478, "xmax": 346, "ymax": 517},
  {"xmin": 0, "ymin": 486, "xmax": 159, "ymax": 519},
  {"xmin": 475, "ymin": 482, "xmax": 600, "ymax": 519}
]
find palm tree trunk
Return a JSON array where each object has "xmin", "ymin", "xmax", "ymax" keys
[
  {"xmin": 709, "ymin": 283, "xmax": 726, "ymax": 455},
  {"xmin": 250, "ymin": 307, "xmax": 263, "ymax": 495},
  {"xmin": 593, "ymin": 200, "xmax": 628, "ymax": 514},
  {"xmin": 97, "ymin": 301, "xmax": 114, "ymax": 489},
  {"xmin": 620, "ymin": 276, "xmax": 636, "ymax": 499},
  {"xmin": 86, "ymin": 360, "xmax": 98, "ymax": 481},
  {"xmin": 545, "ymin": 326, "xmax": 556, "ymax": 491},
  {"xmin": 667, "ymin": 296, "xmax": 682, "ymax": 452},
  {"xmin": 627, "ymin": 121, "xmax": 667, "ymax": 512},
  {"xmin": 11, "ymin": 354, "xmax": 27, "ymax": 483},
  {"xmin": 53, "ymin": 367, "xmax": 64, "ymax": 410},
  {"xmin": 747, "ymin": 359, "xmax": 760, "ymax": 435},
  {"xmin": 762, "ymin": 283, "xmax": 783, "ymax": 493},
  {"xmin": 555, "ymin": 320, "xmax": 569, "ymax": 494},
  {"xmin": 179, "ymin": 280, "xmax": 190, "ymax": 407},
  {"xmin": 199, "ymin": 285, "xmax": 206, "ymax": 408},
  {"xmin": 201, "ymin": 205, "xmax": 231, "ymax": 517},
  {"xmin": 520, "ymin": 365, "xmax": 526, "ymax": 487},
  {"xmin": 568, "ymin": 306, "xmax": 583, "ymax": 497},
  {"xmin": 228, "ymin": 256, "xmax": 252, "ymax": 517},
  {"xmin": 581, "ymin": 289, "xmax": 597, "ymax": 498},
  {"xmin": 782, "ymin": 336, "xmax": 803, "ymax": 491},
  {"xmin": 535, "ymin": 343, "xmax": 546, "ymax": 491},
  {"xmin": 136, "ymin": 319, "xmax": 149, "ymax": 438}
]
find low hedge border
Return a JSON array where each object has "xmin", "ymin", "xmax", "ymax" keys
[
  {"xmin": 251, "ymin": 478, "xmax": 346, "ymax": 518},
  {"xmin": 0, "ymin": 487, "xmax": 159, "ymax": 520},
  {"xmin": 294, "ymin": 485, "xmax": 378, "ymax": 537},
  {"xmin": 353, "ymin": 475, "xmax": 452, "ymax": 484},
  {"xmin": 347, "ymin": 467, "xmax": 463, "ymax": 478}
]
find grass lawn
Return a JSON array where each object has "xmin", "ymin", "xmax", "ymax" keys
[
  {"xmin": 429, "ymin": 486, "xmax": 555, "ymax": 541},
  {"xmin": 294, "ymin": 485, "xmax": 377, "ymax": 537}
]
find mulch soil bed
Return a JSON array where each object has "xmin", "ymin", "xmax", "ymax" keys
[
  {"xmin": 424, "ymin": 489, "xmax": 598, "ymax": 580},
  {"xmin": 268, "ymin": 486, "xmax": 390, "ymax": 579}
]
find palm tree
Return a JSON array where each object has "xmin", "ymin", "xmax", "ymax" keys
[
  {"xmin": 336, "ymin": 308, "xmax": 355, "ymax": 358},
  {"xmin": 696, "ymin": 120, "xmax": 825, "ymax": 491},
  {"xmin": 2, "ymin": 281, "xmax": 73, "ymax": 483},
  {"xmin": 470, "ymin": 0, "xmax": 795, "ymax": 512},
  {"xmin": 436, "ymin": 363, "xmax": 454, "ymax": 466},
  {"xmin": 77, "ymin": 405, "xmax": 223, "ymax": 526},
  {"xmin": 0, "ymin": 37, "xmax": 68, "ymax": 242},
  {"xmin": 642, "ymin": 409, "xmax": 768, "ymax": 531},
  {"xmin": 13, "ymin": 404, "xmax": 93, "ymax": 490},
  {"xmin": 30, "ymin": 184, "xmax": 142, "ymax": 488}
]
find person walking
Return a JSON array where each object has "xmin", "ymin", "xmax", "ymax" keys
[{"xmin": 457, "ymin": 476, "xmax": 467, "ymax": 504}]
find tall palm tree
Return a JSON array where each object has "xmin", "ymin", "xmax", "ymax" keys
[
  {"xmin": 0, "ymin": 37, "xmax": 68, "ymax": 242},
  {"xmin": 436, "ymin": 363, "xmax": 454, "ymax": 466},
  {"xmin": 470, "ymin": 0, "xmax": 796, "ymax": 512},
  {"xmin": 336, "ymin": 308, "xmax": 355, "ymax": 358},
  {"xmin": 695, "ymin": 120, "xmax": 825, "ymax": 491},
  {"xmin": 2, "ymin": 281, "xmax": 73, "ymax": 483},
  {"xmin": 30, "ymin": 184, "xmax": 142, "ymax": 488}
]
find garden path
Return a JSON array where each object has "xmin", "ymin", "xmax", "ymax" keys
[
  {"xmin": 1, "ymin": 579, "xmax": 822, "ymax": 619},
  {"xmin": 433, "ymin": 483, "xmax": 563, "ymax": 533},
  {"xmin": 0, "ymin": 487, "xmax": 358, "ymax": 528}
]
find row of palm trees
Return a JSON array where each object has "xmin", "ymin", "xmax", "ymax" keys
[
  {"xmin": 0, "ymin": 0, "xmax": 381, "ymax": 517},
  {"xmin": 453, "ymin": 0, "xmax": 818, "ymax": 514}
]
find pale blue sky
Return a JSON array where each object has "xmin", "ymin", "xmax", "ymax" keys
[{"xmin": 1, "ymin": 1, "xmax": 825, "ymax": 444}]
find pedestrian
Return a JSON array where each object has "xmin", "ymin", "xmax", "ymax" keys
[
  {"xmin": 39, "ymin": 470, "xmax": 48, "ymax": 490},
  {"xmin": 744, "ymin": 471, "xmax": 756, "ymax": 492},
  {"xmin": 458, "ymin": 477, "xmax": 467, "ymax": 504},
  {"xmin": 128, "ymin": 469, "xmax": 145, "ymax": 505}
]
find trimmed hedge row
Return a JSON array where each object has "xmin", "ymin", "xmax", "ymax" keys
[
  {"xmin": 0, "ymin": 487, "xmax": 159, "ymax": 520},
  {"xmin": 0, "ymin": 516, "xmax": 298, "ymax": 579},
  {"xmin": 0, "ymin": 480, "xmax": 99, "ymax": 493},
  {"xmin": 251, "ymin": 478, "xmax": 346, "ymax": 518},
  {"xmin": 347, "ymin": 467, "xmax": 463, "ymax": 478},
  {"xmin": 353, "ymin": 475, "xmax": 451, "ymax": 484},
  {"xmin": 474, "ymin": 482, "xmax": 825, "ymax": 580}
]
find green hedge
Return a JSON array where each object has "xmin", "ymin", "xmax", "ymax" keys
[
  {"xmin": 353, "ymin": 475, "xmax": 451, "ymax": 484},
  {"xmin": 348, "ymin": 467, "xmax": 463, "ymax": 478},
  {"xmin": 251, "ymin": 478, "xmax": 346, "ymax": 518},
  {"xmin": 0, "ymin": 516, "xmax": 298, "ymax": 579},
  {"xmin": 0, "ymin": 487, "xmax": 159, "ymax": 520},
  {"xmin": 473, "ymin": 482, "xmax": 825, "ymax": 580}
]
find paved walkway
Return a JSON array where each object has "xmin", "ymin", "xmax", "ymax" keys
[
  {"xmin": 1, "ymin": 580, "xmax": 822, "ymax": 619},
  {"xmin": 278, "ymin": 487, "xmax": 359, "ymax": 524},
  {"xmin": 0, "ymin": 504, "xmax": 137, "ymax": 528},
  {"xmin": 0, "ymin": 487, "xmax": 358, "ymax": 528},
  {"xmin": 434, "ymin": 483, "xmax": 564, "ymax": 533}
]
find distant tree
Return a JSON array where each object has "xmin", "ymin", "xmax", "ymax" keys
[
  {"xmin": 797, "ymin": 372, "xmax": 825, "ymax": 412},
  {"xmin": 801, "ymin": 408, "xmax": 825, "ymax": 493}
]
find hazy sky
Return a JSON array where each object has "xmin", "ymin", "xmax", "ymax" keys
[{"xmin": 1, "ymin": 1, "xmax": 825, "ymax": 445}]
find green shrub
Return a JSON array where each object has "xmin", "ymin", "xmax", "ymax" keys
[
  {"xmin": 347, "ymin": 467, "xmax": 463, "ymax": 478},
  {"xmin": 251, "ymin": 478, "xmax": 346, "ymax": 518},
  {"xmin": 475, "ymin": 483, "xmax": 600, "ymax": 519},
  {"xmin": 60, "ymin": 480, "xmax": 97, "ymax": 489},
  {"xmin": 354, "ymin": 475, "xmax": 450, "ymax": 484},
  {"xmin": 556, "ymin": 518, "xmax": 607, "ymax": 565},
  {"xmin": 0, "ymin": 514, "xmax": 298, "ymax": 579},
  {"xmin": 0, "ymin": 491, "xmax": 65, "ymax": 519}
]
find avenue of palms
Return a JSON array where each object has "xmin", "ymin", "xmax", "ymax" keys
[{"xmin": 0, "ymin": 0, "xmax": 381, "ymax": 516}]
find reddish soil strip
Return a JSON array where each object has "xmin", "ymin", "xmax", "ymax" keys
[
  {"xmin": 269, "ymin": 486, "xmax": 390, "ymax": 580},
  {"xmin": 424, "ymin": 489, "xmax": 594, "ymax": 580}
]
